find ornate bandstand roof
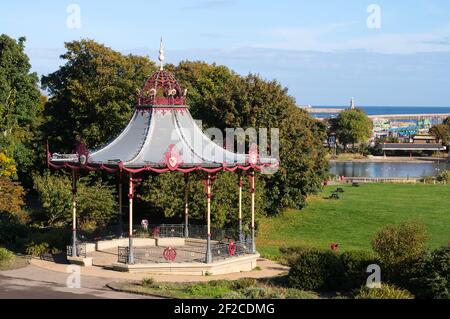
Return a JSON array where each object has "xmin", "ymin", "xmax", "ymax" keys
[{"xmin": 48, "ymin": 40, "xmax": 278, "ymax": 174}]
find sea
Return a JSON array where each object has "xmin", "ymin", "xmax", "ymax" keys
[{"xmin": 311, "ymin": 106, "xmax": 450, "ymax": 119}]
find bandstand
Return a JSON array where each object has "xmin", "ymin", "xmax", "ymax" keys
[{"xmin": 48, "ymin": 40, "xmax": 278, "ymax": 275}]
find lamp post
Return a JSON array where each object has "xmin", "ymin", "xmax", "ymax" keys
[{"xmin": 184, "ymin": 174, "xmax": 189, "ymax": 238}]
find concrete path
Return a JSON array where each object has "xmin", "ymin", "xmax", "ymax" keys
[{"xmin": 0, "ymin": 264, "xmax": 155, "ymax": 299}]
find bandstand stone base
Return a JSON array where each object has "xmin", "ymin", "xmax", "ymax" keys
[
  {"xmin": 111, "ymin": 253, "xmax": 260, "ymax": 276},
  {"xmin": 67, "ymin": 256, "xmax": 93, "ymax": 267}
]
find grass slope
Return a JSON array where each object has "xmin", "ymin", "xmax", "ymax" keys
[{"xmin": 257, "ymin": 183, "xmax": 450, "ymax": 259}]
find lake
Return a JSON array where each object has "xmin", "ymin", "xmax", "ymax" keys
[{"xmin": 330, "ymin": 161, "xmax": 450, "ymax": 178}]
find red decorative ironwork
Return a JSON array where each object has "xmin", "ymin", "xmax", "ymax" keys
[
  {"xmin": 74, "ymin": 140, "xmax": 89, "ymax": 166},
  {"xmin": 137, "ymin": 70, "xmax": 186, "ymax": 106},
  {"xmin": 163, "ymin": 247, "xmax": 177, "ymax": 261},
  {"xmin": 248, "ymin": 143, "xmax": 258, "ymax": 167},
  {"xmin": 164, "ymin": 144, "xmax": 182, "ymax": 170},
  {"xmin": 48, "ymin": 161, "xmax": 279, "ymax": 174},
  {"xmin": 228, "ymin": 241, "xmax": 237, "ymax": 256}
]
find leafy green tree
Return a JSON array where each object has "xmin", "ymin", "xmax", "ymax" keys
[
  {"xmin": 331, "ymin": 108, "xmax": 373, "ymax": 150},
  {"xmin": 0, "ymin": 35, "xmax": 42, "ymax": 180},
  {"xmin": 42, "ymin": 39, "xmax": 157, "ymax": 151},
  {"xmin": 430, "ymin": 124, "xmax": 450, "ymax": 145},
  {"xmin": 32, "ymin": 171, "xmax": 117, "ymax": 229},
  {"xmin": 139, "ymin": 172, "xmax": 266, "ymax": 228}
]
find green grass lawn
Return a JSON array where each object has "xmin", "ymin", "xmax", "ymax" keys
[{"xmin": 257, "ymin": 183, "xmax": 450, "ymax": 259}]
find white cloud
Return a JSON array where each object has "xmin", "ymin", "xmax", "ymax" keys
[{"xmin": 263, "ymin": 24, "xmax": 450, "ymax": 54}]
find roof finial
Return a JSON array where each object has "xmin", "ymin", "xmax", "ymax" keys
[{"xmin": 159, "ymin": 37, "xmax": 165, "ymax": 71}]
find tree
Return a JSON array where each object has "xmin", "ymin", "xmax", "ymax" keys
[
  {"xmin": 42, "ymin": 39, "xmax": 157, "ymax": 151},
  {"xmin": 430, "ymin": 123, "xmax": 450, "ymax": 145},
  {"xmin": 0, "ymin": 35, "xmax": 42, "ymax": 181},
  {"xmin": 0, "ymin": 176, "xmax": 25, "ymax": 216},
  {"xmin": 331, "ymin": 108, "xmax": 373, "ymax": 150},
  {"xmin": 32, "ymin": 171, "xmax": 117, "ymax": 229},
  {"xmin": 139, "ymin": 172, "xmax": 266, "ymax": 228}
]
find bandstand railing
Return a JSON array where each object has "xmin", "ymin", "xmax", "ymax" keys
[{"xmin": 66, "ymin": 242, "xmax": 87, "ymax": 258}]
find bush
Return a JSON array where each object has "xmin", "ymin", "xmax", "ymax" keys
[
  {"xmin": 437, "ymin": 170, "xmax": 450, "ymax": 183},
  {"xmin": 279, "ymin": 246, "xmax": 309, "ymax": 266},
  {"xmin": 341, "ymin": 251, "xmax": 378, "ymax": 290},
  {"xmin": 25, "ymin": 242, "xmax": 50, "ymax": 257},
  {"xmin": 288, "ymin": 249, "xmax": 344, "ymax": 291},
  {"xmin": 0, "ymin": 247, "xmax": 14, "ymax": 262},
  {"xmin": 231, "ymin": 278, "xmax": 257, "ymax": 290},
  {"xmin": 142, "ymin": 277, "xmax": 155, "ymax": 287},
  {"xmin": 371, "ymin": 221, "xmax": 429, "ymax": 280},
  {"xmin": 355, "ymin": 284, "xmax": 414, "ymax": 299},
  {"xmin": 410, "ymin": 247, "xmax": 450, "ymax": 299},
  {"xmin": 28, "ymin": 228, "xmax": 71, "ymax": 252}
]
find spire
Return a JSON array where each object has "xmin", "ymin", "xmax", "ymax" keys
[{"xmin": 159, "ymin": 37, "xmax": 165, "ymax": 71}]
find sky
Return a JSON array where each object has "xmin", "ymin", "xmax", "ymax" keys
[{"xmin": 1, "ymin": 0, "xmax": 450, "ymax": 106}]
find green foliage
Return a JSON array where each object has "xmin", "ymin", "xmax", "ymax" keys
[
  {"xmin": 28, "ymin": 228, "xmax": 72, "ymax": 252},
  {"xmin": 0, "ymin": 212, "xmax": 28, "ymax": 248},
  {"xmin": 32, "ymin": 171, "xmax": 117, "ymax": 229},
  {"xmin": 410, "ymin": 247, "xmax": 450, "ymax": 299},
  {"xmin": 287, "ymin": 248, "xmax": 344, "ymax": 291},
  {"xmin": 330, "ymin": 108, "xmax": 373, "ymax": 149},
  {"xmin": 142, "ymin": 277, "xmax": 155, "ymax": 287},
  {"xmin": 0, "ymin": 35, "xmax": 43, "ymax": 180},
  {"xmin": 0, "ymin": 176, "xmax": 26, "ymax": 217},
  {"xmin": 139, "ymin": 172, "xmax": 265, "ymax": 228},
  {"xmin": 42, "ymin": 39, "xmax": 156, "ymax": 151},
  {"xmin": 355, "ymin": 284, "xmax": 414, "ymax": 299},
  {"xmin": 371, "ymin": 221, "xmax": 429, "ymax": 279},
  {"xmin": 340, "ymin": 250, "xmax": 378, "ymax": 290},
  {"xmin": 437, "ymin": 170, "xmax": 450, "ymax": 183},
  {"xmin": 25, "ymin": 242, "xmax": 51, "ymax": 257},
  {"xmin": 0, "ymin": 247, "xmax": 14, "ymax": 262},
  {"xmin": 430, "ymin": 123, "xmax": 450, "ymax": 145}
]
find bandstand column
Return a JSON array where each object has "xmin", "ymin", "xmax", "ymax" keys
[
  {"xmin": 250, "ymin": 171, "xmax": 256, "ymax": 254},
  {"xmin": 238, "ymin": 173, "xmax": 244, "ymax": 242},
  {"xmin": 184, "ymin": 175, "xmax": 189, "ymax": 238},
  {"xmin": 205, "ymin": 174, "xmax": 213, "ymax": 263},
  {"xmin": 128, "ymin": 173, "xmax": 135, "ymax": 264},
  {"xmin": 71, "ymin": 170, "xmax": 78, "ymax": 257},
  {"xmin": 118, "ymin": 172, "xmax": 123, "ymax": 238}
]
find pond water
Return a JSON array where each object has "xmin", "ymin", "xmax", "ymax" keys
[{"xmin": 329, "ymin": 161, "xmax": 450, "ymax": 178}]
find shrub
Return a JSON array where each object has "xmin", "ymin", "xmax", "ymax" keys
[
  {"xmin": 371, "ymin": 221, "xmax": 429, "ymax": 280},
  {"xmin": 25, "ymin": 242, "xmax": 50, "ymax": 257},
  {"xmin": 279, "ymin": 246, "xmax": 309, "ymax": 266},
  {"xmin": 0, "ymin": 247, "xmax": 14, "ymax": 263},
  {"xmin": 341, "ymin": 250, "xmax": 378, "ymax": 290},
  {"xmin": 222, "ymin": 291, "xmax": 243, "ymax": 299},
  {"xmin": 28, "ymin": 228, "xmax": 71, "ymax": 252},
  {"xmin": 355, "ymin": 284, "xmax": 414, "ymax": 299},
  {"xmin": 288, "ymin": 248, "xmax": 344, "ymax": 291},
  {"xmin": 231, "ymin": 278, "xmax": 257, "ymax": 290},
  {"xmin": 410, "ymin": 247, "xmax": 450, "ymax": 299},
  {"xmin": 437, "ymin": 170, "xmax": 450, "ymax": 183},
  {"xmin": 142, "ymin": 277, "xmax": 155, "ymax": 287}
]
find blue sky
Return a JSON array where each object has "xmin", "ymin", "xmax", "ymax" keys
[{"xmin": 1, "ymin": 0, "xmax": 450, "ymax": 106}]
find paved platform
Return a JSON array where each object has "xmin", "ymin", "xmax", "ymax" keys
[{"xmin": 30, "ymin": 257, "xmax": 289, "ymax": 283}]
